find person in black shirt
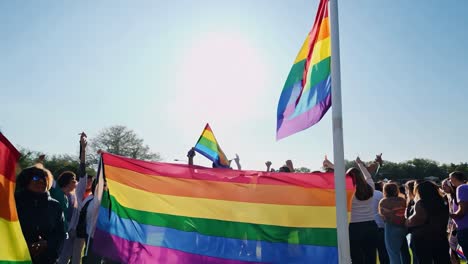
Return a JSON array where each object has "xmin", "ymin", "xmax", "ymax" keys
[{"xmin": 16, "ymin": 165, "xmax": 66, "ymax": 264}]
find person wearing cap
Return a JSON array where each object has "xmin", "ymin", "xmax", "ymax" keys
[{"xmin": 15, "ymin": 165, "xmax": 66, "ymax": 264}]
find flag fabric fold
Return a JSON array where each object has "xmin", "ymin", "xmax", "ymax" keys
[
  {"xmin": 194, "ymin": 123, "xmax": 230, "ymax": 168},
  {"xmin": 0, "ymin": 133, "xmax": 32, "ymax": 263},
  {"xmin": 276, "ymin": 0, "xmax": 331, "ymax": 140},
  {"xmin": 92, "ymin": 153, "xmax": 353, "ymax": 263}
]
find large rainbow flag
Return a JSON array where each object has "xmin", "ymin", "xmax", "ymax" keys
[
  {"xmin": 0, "ymin": 133, "xmax": 32, "ymax": 263},
  {"xmin": 92, "ymin": 153, "xmax": 353, "ymax": 263},
  {"xmin": 194, "ymin": 123, "xmax": 230, "ymax": 168},
  {"xmin": 276, "ymin": 0, "xmax": 331, "ymax": 140}
]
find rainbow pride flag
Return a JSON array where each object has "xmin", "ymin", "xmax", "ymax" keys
[
  {"xmin": 0, "ymin": 133, "xmax": 32, "ymax": 263},
  {"xmin": 92, "ymin": 153, "xmax": 353, "ymax": 263},
  {"xmin": 194, "ymin": 123, "xmax": 230, "ymax": 168},
  {"xmin": 277, "ymin": 0, "xmax": 331, "ymax": 140}
]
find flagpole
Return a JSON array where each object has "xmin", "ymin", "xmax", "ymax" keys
[{"xmin": 329, "ymin": 0, "xmax": 351, "ymax": 263}]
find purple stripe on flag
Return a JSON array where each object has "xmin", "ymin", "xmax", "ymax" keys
[
  {"xmin": 92, "ymin": 228, "xmax": 262, "ymax": 264},
  {"xmin": 276, "ymin": 93, "xmax": 331, "ymax": 140}
]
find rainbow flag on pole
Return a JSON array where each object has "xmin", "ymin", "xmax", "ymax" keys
[
  {"xmin": 0, "ymin": 133, "xmax": 32, "ymax": 263},
  {"xmin": 92, "ymin": 153, "xmax": 353, "ymax": 263},
  {"xmin": 194, "ymin": 123, "xmax": 230, "ymax": 168},
  {"xmin": 276, "ymin": 0, "xmax": 331, "ymax": 140}
]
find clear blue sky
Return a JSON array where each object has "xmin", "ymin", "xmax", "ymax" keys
[{"xmin": 1, "ymin": 0, "xmax": 467, "ymax": 171}]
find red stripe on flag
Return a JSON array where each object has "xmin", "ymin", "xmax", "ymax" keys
[{"xmin": 0, "ymin": 133, "xmax": 20, "ymax": 182}]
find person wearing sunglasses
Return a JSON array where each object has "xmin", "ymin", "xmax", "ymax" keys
[{"xmin": 15, "ymin": 165, "xmax": 66, "ymax": 264}]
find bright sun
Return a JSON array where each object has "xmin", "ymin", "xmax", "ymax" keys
[{"xmin": 171, "ymin": 31, "xmax": 269, "ymax": 130}]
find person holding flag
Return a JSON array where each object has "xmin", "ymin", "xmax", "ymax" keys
[{"xmin": 188, "ymin": 123, "xmax": 241, "ymax": 170}]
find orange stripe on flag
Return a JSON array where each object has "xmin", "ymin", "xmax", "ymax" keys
[{"xmin": 0, "ymin": 175, "xmax": 18, "ymax": 221}]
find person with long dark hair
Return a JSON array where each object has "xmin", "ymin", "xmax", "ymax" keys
[
  {"xmin": 404, "ymin": 180, "xmax": 421, "ymax": 264},
  {"xmin": 348, "ymin": 157, "xmax": 378, "ymax": 263},
  {"xmin": 323, "ymin": 156, "xmax": 379, "ymax": 263},
  {"xmin": 406, "ymin": 181, "xmax": 450, "ymax": 263}
]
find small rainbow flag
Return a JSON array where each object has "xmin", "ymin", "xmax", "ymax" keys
[
  {"xmin": 92, "ymin": 153, "xmax": 354, "ymax": 263},
  {"xmin": 276, "ymin": 0, "xmax": 331, "ymax": 140},
  {"xmin": 194, "ymin": 123, "xmax": 230, "ymax": 168},
  {"xmin": 0, "ymin": 133, "xmax": 32, "ymax": 263},
  {"xmin": 457, "ymin": 245, "xmax": 466, "ymax": 260}
]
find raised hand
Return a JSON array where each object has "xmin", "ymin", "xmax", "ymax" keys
[
  {"xmin": 187, "ymin": 148, "xmax": 196, "ymax": 158},
  {"xmin": 285, "ymin": 159, "xmax": 293, "ymax": 170},
  {"xmin": 265, "ymin": 161, "xmax": 272, "ymax": 167},
  {"xmin": 375, "ymin": 153, "xmax": 383, "ymax": 165},
  {"xmin": 356, "ymin": 156, "xmax": 362, "ymax": 165},
  {"xmin": 323, "ymin": 155, "xmax": 333, "ymax": 169},
  {"xmin": 80, "ymin": 132, "xmax": 87, "ymax": 148},
  {"xmin": 234, "ymin": 154, "xmax": 240, "ymax": 163}
]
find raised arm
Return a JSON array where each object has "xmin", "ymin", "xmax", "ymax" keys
[
  {"xmin": 323, "ymin": 155, "xmax": 334, "ymax": 170},
  {"xmin": 187, "ymin": 148, "xmax": 195, "ymax": 166},
  {"xmin": 233, "ymin": 154, "xmax": 241, "ymax": 170},
  {"xmin": 285, "ymin": 160, "xmax": 294, "ymax": 172},
  {"xmin": 366, "ymin": 153, "xmax": 382, "ymax": 176},
  {"xmin": 78, "ymin": 132, "xmax": 87, "ymax": 179},
  {"xmin": 265, "ymin": 161, "xmax": 272, "ymax": 172},
  {"xmin": 356, "ymin": 157, "xmax": 372, "ymax": 181},
  {"xmin": 75, "ymin": 132, "xmax": 88, "ymax": 204}
]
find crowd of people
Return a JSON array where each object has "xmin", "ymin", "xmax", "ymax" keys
[
  {"xmin": 14, "ymin": 133, "xmax": 101, "ymax": 264},
  {"xmin": 12, "ymin": 135, "xmax": 468, "ymax": 264},
  {"xmin": 322, "ymin": 154, "xmax": 468, "ymax": 264}
]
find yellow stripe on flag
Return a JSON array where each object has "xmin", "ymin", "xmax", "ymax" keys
[
  {"xmin": 107, "ymin": 179, "xmax": 338, "ymax": 228},
  {"xmin": 0, "ymin": 218, "xmax": 31, "ymax": 261}
]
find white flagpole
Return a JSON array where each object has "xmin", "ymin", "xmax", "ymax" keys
[{"xmin": 329, "ymin": 0, "xmax": 351, "ymax": 263}]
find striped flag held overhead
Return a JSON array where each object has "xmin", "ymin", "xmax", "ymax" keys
[
  {"xmin": 0, "ymin": 133, "xmax": 32, "ymax": 263},
  {"xmin": 92, "ymin": 153, "xmax": 354, "ymax": 263},
  {"xmin": 194, "ymin": 123, "xmax": 230, "ymax": 168}
]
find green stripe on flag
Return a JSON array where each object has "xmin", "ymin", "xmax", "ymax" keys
[{"xmin": 102, "ymin": 192, "xmax": 338, "ymax": 247}]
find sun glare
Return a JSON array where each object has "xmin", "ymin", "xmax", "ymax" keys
[{"xmin": 171, "ymin": 32, "xmax": 269, "ymax": 130}]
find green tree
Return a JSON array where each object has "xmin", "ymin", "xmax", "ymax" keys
[
  {"xmin": 90, "ymin": 125, "xmax": 161, "ymax": 163},
  {"xmin": 295, "ymin": 167, "xmax": 311, "ymax": 173},
  {"xmin": 17, "ymin": 148, "xmax": 95, "ymax": 178}
]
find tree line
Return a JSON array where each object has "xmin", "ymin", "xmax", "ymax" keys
[
  {"xmin": 18, "ymin": 125, "xmax": 161, "ymax": 177},
  {"xmin": 297, "ymin": 159, "xmax": 468, "ymax": 182},
  {"xmin": 16, "ymin": 125, "xmax": 467, "ymax": 182}
]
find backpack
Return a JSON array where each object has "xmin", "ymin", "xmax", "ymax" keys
[{"xmin": 76, "ymin": 198, "xmax": 93, "ymax": 239}]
